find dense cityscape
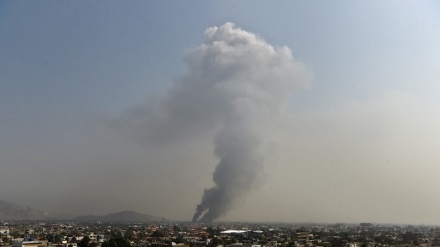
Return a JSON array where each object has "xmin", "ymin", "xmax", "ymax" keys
[{"xmin": 2, "ymin": 221, "xmax": 440, "ymax": 247}]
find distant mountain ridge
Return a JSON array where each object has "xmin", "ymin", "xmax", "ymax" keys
[
  {"xmin": 72, "ymin": 210, "xmax": 164, "ymax": 222},
  {"xmin": 0, "ymin": 200, "xmax": 57, "ymax": 220},
  {"xmin": 0, "ymin": 200, "xmax": 164, "ymax": 222}
]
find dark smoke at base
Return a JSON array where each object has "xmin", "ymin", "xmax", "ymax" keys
[{"xmin": 192, "ymin": 124, "xmax": 263, "ymax": 222}]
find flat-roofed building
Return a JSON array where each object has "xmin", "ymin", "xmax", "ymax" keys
[
  {"xmin": 12, "ymin": 237, "xmax": 45, "ymax": 247},
  {"xmin": 0, "ymin": 226, "xmax": 9, "ymax": 235}
]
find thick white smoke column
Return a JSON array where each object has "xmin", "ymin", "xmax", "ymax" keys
[
  {"xmin": 188, "ymin": 23, "xmax": 307, "ymax": 222},
  {"xmin": 120, "ymin": 23, "xmax": 308, "ymax": 222}
]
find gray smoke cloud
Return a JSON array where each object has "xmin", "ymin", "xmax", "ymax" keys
[{"xmin": 119, "ymin": 23, "xmax": 308, "ymax": 222}]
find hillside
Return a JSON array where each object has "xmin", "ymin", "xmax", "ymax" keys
[
  {"xmin": 0, "ymin": 200, "xmax": 164, "ymax": 222},
  {"xmin": 0, "ymin": 200, "xmax": 57, "ymax": 221},
  {"xmin": 73, "ymin": 210, "xmax": 164, "ymax": 223}
]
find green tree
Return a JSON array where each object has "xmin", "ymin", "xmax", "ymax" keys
[
  {"xmin": 55, "ymin": 235, "xmax": 62, "ymax": 243},
  {"xmin": 11, "ymin": 231, "xmax": 20, "ymax": 239},
  {"xmin": 79, "ymin": 236, "xmax": 90, "ymax": 247},
  {"xmin": 2, "ymin": 237, "xmax": 9, "ymax": 244},
  {"xmin": 46, "ymin": 234, "xmax": 54, "ymax": 243},
  {"xmin": 151, "ymin": 230, "xmax": 165, "ymax": 238},
  {"xmin": 113, "ymin": 237, "xmax": 130, "ymax": 247},
  {"xmin": 125, "ymin": 231, "xmax": 134, "ymax": 240},
  {"xmin": 101, "ymin": 237, "xmax": 130, "ymax": 247},
  {"xmin": 101, "ymin": 240, "xmax": 109, "ymax": 247}
]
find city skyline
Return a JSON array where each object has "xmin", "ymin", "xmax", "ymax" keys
[{"xmin": 1, "ymin": 1, "xmax": 440, "ymax": 224}]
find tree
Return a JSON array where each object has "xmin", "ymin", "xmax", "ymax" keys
[
  {"xmin": 174, "ymin": 236, "xmax": 184, "ymax": 244},
  {"xmin": 11, "ymin": 231, "xmax": 20, "ymax": 239},
  {"xmin": 79, "ymin": 236, "xmax": 90, "ymax": 247},
  {"xmin": 54, "ymin": 235, "xmax": 62, "ymax": 243},
  {"xmin": 113, "ymin": 237, "xmax": 131, "ymax": 247},
  {"xmin": 125, "ymin": 231, "xmax": 134, "ymax": 240},
  {"xmin": 101, "ymin": 237, "xmax": 130, "ymax": 247},
  {"xmin": 2, "ymin": 237, "xmax": 9, "ymax": 243},
  {"xmin": 151, "ymin": 230, "xmax": 165, "ymax": 238},
  {"xmin": 46, "ymin": 234, "xmax": 54, "ymax": 243}
]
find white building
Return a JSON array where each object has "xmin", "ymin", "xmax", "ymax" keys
[{"xmin": 0, "ymin": 226, "xmax": 9, "ymax": 235}]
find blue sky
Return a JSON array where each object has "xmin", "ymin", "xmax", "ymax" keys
[
  {"xmin": 2, "ymin": 1, "xmax": 439, "ymax": 112},
  {"xmin": 1, "ymin": 1, "xmax": 440, "ymax": 223}
]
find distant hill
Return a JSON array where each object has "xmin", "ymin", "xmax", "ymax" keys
[
  {"xmin": 0, "ymin": 200, "xmax": 164, "ymax": 222},
  {"xmin": 0, "ymin": 200, "xmax": 58, "ymax": 221},
  {"xmin": 73, "ymin": 210, "xmax": 164, "ymax": 223}
]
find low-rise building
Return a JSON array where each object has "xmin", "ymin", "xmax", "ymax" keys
[
  {"xmin": 12, "ymin": 237, "xmax": 44, "ymax": 247},
  {"xmin": 0, "ymin": 226, "xmax": 9, "ymax": 235}
]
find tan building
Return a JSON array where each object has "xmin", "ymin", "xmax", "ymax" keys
[{"xmin": 12, "ymin": 239, "xmax": 45, "ymax": 247}]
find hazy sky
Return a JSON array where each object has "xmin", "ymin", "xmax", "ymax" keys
[{"xmin": 1, "ymin": 1, "xmax": 440, "ymax": 224}]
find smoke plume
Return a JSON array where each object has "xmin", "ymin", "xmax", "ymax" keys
[{"xmin": 119, "ymin": 23, "xmax": 308, "ymax": 222}]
